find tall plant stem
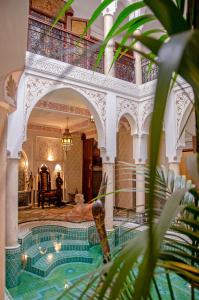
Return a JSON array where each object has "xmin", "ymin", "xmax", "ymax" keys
[{"xmin": 193, "ymin": 91, "xmax": 199, "ymax": 172}]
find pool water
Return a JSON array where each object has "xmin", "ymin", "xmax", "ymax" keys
[
  {"xmin": 8, "ymin": 225, "xmax": 198, "ymax": 300},
  {"xmin": 9, "ymin": 242, "xmax": 102, "ymax": 300},
  {"xmin": 9, "ymin": 262, "xmax": 98, "ymax": 300},
  {"xmin": 9, "ymin": 255, "xmax": 197, "ymax": 300}
]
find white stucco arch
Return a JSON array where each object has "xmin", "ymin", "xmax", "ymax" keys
[
  {"xmin": 117, "ymin": 112, "xmax": 138, "ymax": 135},
  {"xmin": 7, "ymin": 73, "xmax": 106, "ymax": 158},
  {"xmin": 142, "ymin": 112, "xmax": 152, "ymax": 134}
]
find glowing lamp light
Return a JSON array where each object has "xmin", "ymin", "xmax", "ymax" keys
[
  {"xmin": 48, "ymin": 153, "xmax": 54, "ymax": 161},
  {"xmin": 61, "ymin": 128, "xmax": 73, "ymax": 152},
  {"xmin": 47, "ymin": 253, "xmax": 53, "ymax": 262},
  {"xmin": 90, "ymin": 115, "xmax": 94, "ymax": 123},
  {"xmin": 21, "ymin": 253, "xmax": 28, "ymax": 269},
  {"xmin": 24, "ymin": 160, "xmax": 29, "ymax": 169},
  {"xmin": 55, "ymin": 164, "xmax": 62, "ymax": 172},
  {"xmin": 54, "ymin": 241, "xmax": 62, "ymax": 253}
]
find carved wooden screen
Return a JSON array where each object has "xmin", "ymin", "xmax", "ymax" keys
[
  {"xmin": 82, "ymin": 138, "xmax": 93, "ymax": 202},
  {"xmin": 30, "ymin": 0, "xmax": 66, "ymax": 22}
]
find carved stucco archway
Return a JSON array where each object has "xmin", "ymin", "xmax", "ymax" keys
[
  {"xmin": 176, "ymin": 88, "xmax": 194, "ymax": 141},
  {"xmin": 116, "ymin": 97, "xmax": 139, "ymax": 135},
  {"xmin": 140, "ymin": 99, "xmax": 154, "ymax": 135},
  {"xmin": 7, "ymin": 73, "xmax": 106, "ymax": 158}
]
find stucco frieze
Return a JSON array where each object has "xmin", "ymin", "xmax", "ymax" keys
[
  {"xmin": 140, "ymin": 99, "xmax": 154, "ymax": 133},
  {"xmin": 175, "ymin": 87, "xmax": 194, "ymax": 137},
  {"xmin": 25, "ymin": 52, "xmax": 138, "ymax": 98},
  {"xmin": 23, "ymin": 74, "xmax": 106, "ymax": 140},
  {"xmin": 117, "ymin": 96, "xmax": 139, "ymax": 125}
]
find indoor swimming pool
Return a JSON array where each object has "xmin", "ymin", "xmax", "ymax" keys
[{"xmin": 7, "ymin": 224, "xmax": 198, "ymax": 300}]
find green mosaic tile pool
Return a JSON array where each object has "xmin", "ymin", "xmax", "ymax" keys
[
  {"xmin": 9, "ymin": 261, "xmax": 198, "ymax": 300},
  {"xmin": 9, "ymin": 225, "xmax": 199, "ymax": 299},
  {"xmin": 9, "ymin": 262, "xmax": 98, "ymax": 300}
]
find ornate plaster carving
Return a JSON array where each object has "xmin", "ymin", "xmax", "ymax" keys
[
  {"xmin": 25, "ymin": 52, "xmax": 138, "ymax": 98},
  {"xmin": 78, "ymin": 87, "xmax": 106, "ymax": 123},
  {"xmin": 140, "ymin": 100, "xmax": 154, "ymax": 132},
  {"xmin": 117, "ymin": 97, "xmax": 139, "ymax": 132},
  {"xmin": 175, "ymin": 87, "xmax": 194, "ymax": 136},
  {"xmin": 102, "ymin": 0, "xmax": 117, "ymax": 16},
  {"xmin": 23, "ymin": 74, "xmax": 106, "ymax": 140}
]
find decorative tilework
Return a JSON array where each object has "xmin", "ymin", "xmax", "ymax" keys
[
  {"xmin": 16, "ymin": 221, "xmax": 144, "ymax": 282},
  {"xmin": 6, "ymin": 245, "xmax": 21, "ymax": 289}
]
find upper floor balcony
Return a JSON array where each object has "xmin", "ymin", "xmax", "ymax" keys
[{"xmin": 27, "ymin": 12, "xmax": 158, "ymax": 84}]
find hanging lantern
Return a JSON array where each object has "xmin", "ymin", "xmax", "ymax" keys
[
  {"xmin": 90, "ymin": 115, "xmax": 94, "ymax": 123},
  {"xmin": 61, "ymin": 128, "xmax": 73, "ymax": 152}
]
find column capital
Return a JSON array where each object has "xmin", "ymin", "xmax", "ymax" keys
[{"xmin": 102, "ymin": 0, "xmax": 118, "ymax": 16}]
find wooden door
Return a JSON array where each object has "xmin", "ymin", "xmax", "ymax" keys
[{"xmin": 82, "ymin": 138, "xmax": 93, "ymax": 202}]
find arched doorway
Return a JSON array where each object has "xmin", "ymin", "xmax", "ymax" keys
[{"xmin": 18, "ymin": 87, "xmax": 103, "ymax": 221}]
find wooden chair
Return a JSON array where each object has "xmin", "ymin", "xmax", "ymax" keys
[{"xmin": 38, "ymin": 164, "xmax": 57, "ymax": 209}]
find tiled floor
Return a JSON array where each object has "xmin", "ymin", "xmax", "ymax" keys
[
  {"xmin": 18, "ymin": 205, "xmax": 93, "ymax": 224},
  {"xmin": 18, "ymin": 206, "xmax": 135, "ymax": 225}
]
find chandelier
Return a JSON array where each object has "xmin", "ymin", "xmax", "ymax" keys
[{"xmin": 61, "ymin": 118, "xmax": 73, "ymax": 152}]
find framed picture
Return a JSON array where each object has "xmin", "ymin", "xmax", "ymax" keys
[{"xmin": 71, "ymin": 17, "xmax": 90, "ymax": 37}]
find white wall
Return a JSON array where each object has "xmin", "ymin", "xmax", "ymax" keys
[{"xmin": 116, "ymin": 124, "xmax": 135, "ymax": 209}]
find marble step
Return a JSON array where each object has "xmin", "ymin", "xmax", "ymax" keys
[{"xmin": 29, "ymin": 250, "xmax": 93, "ymax": 277}]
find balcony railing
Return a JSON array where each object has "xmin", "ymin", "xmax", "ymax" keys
[
  {"xmin": 141, "ymin": 58, "xmax": 158, "ymax": 83},
  {"xmin": 28, "ymin": 15, "xmax": 135, "ymax": 83}
]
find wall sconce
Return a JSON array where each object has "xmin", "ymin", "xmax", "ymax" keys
[
  {"xmin": 55, "ymin": 164, "xmax": 62, "ymax": 172},
  {"xmin": 48, "ymin": 153, "xmax": 54, "ymax": 161},
  {"xmin": 54, "ymin": 241, "xmax": 62, "ymax": 253},
  {"xmin": 21, "ymin": 253, "xmax": 28, "ymax": 269},
  {"xmin": 47, "ymin": 253, "xmax": 53, "ymax": 262}
]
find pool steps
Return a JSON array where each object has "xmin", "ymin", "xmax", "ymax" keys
[
  {"xmin": 27, "ymin": 250, "xmax": 93, "ymax": 277},
  {"xmin": 22, "ymin": 228, "xmax": 96, "ymax": 278}
]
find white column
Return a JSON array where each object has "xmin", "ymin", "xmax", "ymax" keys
[
  {"xmin": 6, "ymin": 157, "xmax": 19, "ymax": 247},
  {"xmin": 103, "ymin": 91, "xmax": 117, "ymax": 229},
  {"xmin": 102, "ymin": 0, "xmax": 117, "ymax": 76},
  {"xmin": 0, "ymin": 107, "xmax": 8, "ymax": 298},
  {"xmin": 165, "ymin": 91, "xmax": 182, "ymax": 175},
  {"xmin": 103, "ymin": 162, "xmax": 115, "ymax": 230},
  {"xmin": 133, "ymin": 134, "xmax": 148, "ymax": 212},
  {"xmin": 135, "ymin": 164, "xmax": 145, "ymax": 212},
  {"xmin": 128, "ymin": 1, "xmax": 142, "ymax": 84}
]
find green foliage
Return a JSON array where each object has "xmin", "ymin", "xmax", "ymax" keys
[{"xmin": 53, "ymin": 0, "xmax": 199, "ymax": 299}]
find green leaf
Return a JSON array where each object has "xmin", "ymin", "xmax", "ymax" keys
[
  {"xmin": 144, "ymin": 0, "xmax": 189, "ymax": 34},
  {"xmin": 133, "ymin": 190, "xmax": 185, "ymax": 299}
]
